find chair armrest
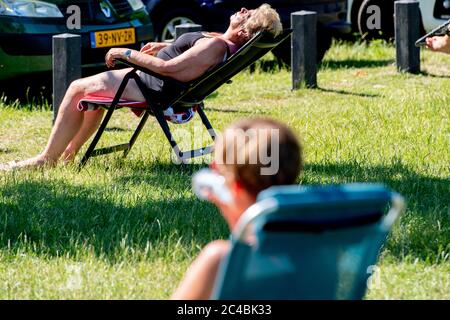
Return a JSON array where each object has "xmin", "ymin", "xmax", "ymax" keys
[{"xmin": 115, "ymin": 58, "xmax": 189, "ymax": 91}]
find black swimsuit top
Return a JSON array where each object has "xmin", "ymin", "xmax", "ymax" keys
[
  {"xmin": 157, "ymin": 31, "xmax": 231, "ymax": 61},
  {"xmin": 138, "ymin": 32, "xmax": 230, "ymax": 95}
]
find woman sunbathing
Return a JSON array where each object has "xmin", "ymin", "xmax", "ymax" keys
[
  {"xmin": 0, "ymin": 4, "xmax": 282, "ymax": 171},
  {"xmin": 172, "ymin": 117, "xmax": 303, "ymax": 299}
]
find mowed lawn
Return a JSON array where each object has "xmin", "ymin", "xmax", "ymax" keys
[{"xmin": 0, "ymin": 41, "xmax": 449, "ymax": 299}]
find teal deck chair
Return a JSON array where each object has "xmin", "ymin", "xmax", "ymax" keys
[{"xmin": 211, "ymin": 183, "xmax": 405, "ymax": 300}]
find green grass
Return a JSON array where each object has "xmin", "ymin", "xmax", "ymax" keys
[{"xmin": 0, "ymin": 40, "xmax": 449, "ymax": 299}]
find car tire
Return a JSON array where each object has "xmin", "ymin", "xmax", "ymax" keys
[
  {"xmin": 357, "ymin": 0, "xmax": 395, "ymax": 40},
  {"xmin": 153, "ymin": 8, "xmax": 202, "ymax": 42},
  {"xmin": 271, "ymin": 23, "xmax": 332, "ymax": 67}
]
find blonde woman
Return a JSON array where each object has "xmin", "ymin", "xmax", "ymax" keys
[{"xmin": 1, "ymin": 5, "xmax": 282, "ymax": 171}]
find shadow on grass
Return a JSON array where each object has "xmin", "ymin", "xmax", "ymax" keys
[
  {"xmin": 206, "ymin": 107, "xmax": 262, "ymax": 115},
  {"xmin": 0, "ymin": 148, "xmax": 15, "ymax": 154},
  {"xmin": 0, "ymin": 161, "xmax": 226, "ymax": 261},
  {"xmin": 112, "ymin": 160, "xmax": 206, "ymax": 185},
  {"xmin": 0, "ymin": 160, "xmax": 447, "ymax": 262},
  {"xmin": 104, "ymin": 127, "xmax": 130, "ymax": 132},
  {"xmin": 320, "ymin": 59, "xmax": 394, "ymax": 70},
  {"xmin": 304, "ymin": 160, "xmax": 449, "ymax": 262},
  {"xmin": 249, "ymin": 59, "xmax": 284, "ymax": 73},
  {"xmin": 316, "ymin": 87, "xmax": 380, "ymax": 98},
  {"xmin": 418, "ymin": 71, "xmax": 450, "ymax": 79}
]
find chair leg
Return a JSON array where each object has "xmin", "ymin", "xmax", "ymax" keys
[
  {"xmin": 147, "ymin": 103, "xmax": 216, "ymax": 163},
  {"xmin": 132, "ymin": 74, "xmax": 185, "ymax": 163},
  {"xmin": 123, "ymin": 110, "xmax": 150, "ymax": 158},
  {"xmin": 154, "ymin": 107, "xmax": 184, "ymax": 162},
  {"xmin": 150, "ymin": 105, "xmax": 217, "ymax": 163},
  {"xmin": 78, "ymin": 71, "xmax": 133, "ymax": 170},
  {"xmin": 197, "ymin": 103, "xmax": 217, "ymax": 141},
  {"xmin": 131, "ymin": 73, "xmax": 217, "ymax": 163}
]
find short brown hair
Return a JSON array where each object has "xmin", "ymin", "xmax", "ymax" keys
[{"xmin": 214, "ymin": 118, "xmax": 302, "ymax": 196}]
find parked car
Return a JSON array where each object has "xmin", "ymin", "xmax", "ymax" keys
[
  {"xmin": 347, "ymin": 0, "xmax": 450, "ymax": 39},
  {"xmin": 0, "ymin": 0, "xmax": 153, "ymax": 97},
  {"xmin": 143, "ymin": 0, "xmax": 352, "ymax": 64}
]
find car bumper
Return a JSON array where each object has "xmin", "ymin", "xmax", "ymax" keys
[{"xmin": 0, "ymin": 18, "xmax": 153, "ymax": 80}]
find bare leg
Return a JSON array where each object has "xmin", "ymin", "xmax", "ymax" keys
[
  {"xmin": 9, "ymin": 82, "xmax": 88, "ymax": 168},
  {"xmin": 6, "ymin": 68, "xmax": 145, "ymax": 169},
  {"xmin": 62, "ymin": 109, "xmax": 105, "ymax": 163}
]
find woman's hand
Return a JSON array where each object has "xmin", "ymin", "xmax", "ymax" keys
[
  {"xmin": 426, "ymin": 35, "xmax": 450, "ymax": 54},
  {"xmin": 105, "ymin": 48, "xmax": 127, "ymax": 68},
  {"xmin": 140, "ymin": 42, "xmax": 168, "ymax": 56}
]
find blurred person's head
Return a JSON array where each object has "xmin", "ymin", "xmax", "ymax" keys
[{"xmin": 210, "ymin": 118, "xmax": 302, "ymax": 228}]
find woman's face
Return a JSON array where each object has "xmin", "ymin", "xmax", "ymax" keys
[{"xmin": 229, "ymin": 7, "xmax": 254, "ymax": 29}]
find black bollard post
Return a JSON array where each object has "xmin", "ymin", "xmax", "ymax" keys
[
  {"xmin": 175, "ymin": 23, "xmax": 202, "ymax": 40},
  {"xmin": 291, "ymin": 11, "xmax": 317, "ymax": 89},
  {"xmin": 52, "ymin": 33, "xmax": 81, "ymax": 124},
  {"xmin": 395, "ymin": 0, "xmax": 420, "ymax": 74}
]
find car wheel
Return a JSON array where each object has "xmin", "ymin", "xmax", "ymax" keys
[
  {"xmin": 154, "ymin": 8, "xmax": 201, "ymax": 42},
  {"xmin": 357, "ymin": 0, "xmax": 395, "ymax": 40},
  {"xmin": 271, "ymin": 24, "xmax": 332, "ymax": 67}
]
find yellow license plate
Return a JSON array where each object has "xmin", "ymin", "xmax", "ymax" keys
[{"xmin": 91, "ymin": 28, "xmax": 135, "ymax": 48}]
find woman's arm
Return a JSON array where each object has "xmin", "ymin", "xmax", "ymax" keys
[
  {"xmin": 140, "ymin": 42, "xmax": 170, "ymax": 56},
  {"xmin": 105, "ymin": 37, "xmax": 227, "ymax": 82},
  {"xmin": 426, "ymin": 35, "xmax": 450, "ymax": 54},
  {"xmin": 171, "ymin": 240, "xmax": 230, "ymax": 300}
]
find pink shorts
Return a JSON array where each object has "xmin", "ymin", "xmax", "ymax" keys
[{"xmin": 77, "ymin": 95, "xmax": 196, "ymax": 124}]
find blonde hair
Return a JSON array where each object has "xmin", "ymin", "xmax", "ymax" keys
[
  {"xmin": 214, "ymin": 118, "xmax": 302, "ymax": 196},
  {"xmin": 244, "ymin": 4, "xmax": 283, "ymax": 38}
]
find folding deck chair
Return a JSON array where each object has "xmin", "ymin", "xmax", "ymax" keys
[
  {"xmin": 77, "ymin": 29, "xmax": 293, "ymax": 169},
  {"xmin": 211, "ymin": 183, "xmax": 405, "ymax": 300}
]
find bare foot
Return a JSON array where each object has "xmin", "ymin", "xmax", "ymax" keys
[
  {"xmin": 62, "ymin": 150, "xmax": 76, "ymax": 165},
  {"xmin": 0, "ymin": 160, "xmax": 18, "ymax": 172},
  {"xmin": 0, "ymin": 155, "xmax": 56, "ymax": 171}
]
